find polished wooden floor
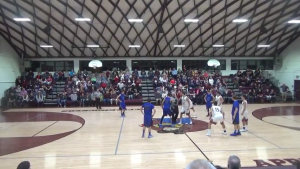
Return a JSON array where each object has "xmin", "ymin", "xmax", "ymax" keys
[{"xmin": 1, "ymin": 103, "xmax": 300, "ymax": 169}]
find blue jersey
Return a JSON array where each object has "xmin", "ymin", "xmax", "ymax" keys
[
  {"xmin": 142, "ymin": 103, "xmax": 154, "ymax": 116},
  {"xmin": 232, "ymin": 100, "xmax": 239, "ymax": 115},
  {"xmin": 119, "ymin": 94, "xmax": 125, "ymax": 102},
  {"xmin": 163, "ymin": 97, "xmax": 171, "ymax": 109},
  {"xmin": 206, "ymin": 94, "xmax": 213, "ymax": 102}
]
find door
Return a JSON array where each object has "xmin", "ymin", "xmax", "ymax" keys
[{"xmin": 294, "ymin": 80, "xmax": 300, "ymax": 100}]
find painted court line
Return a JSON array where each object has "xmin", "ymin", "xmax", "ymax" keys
[
  {"xmin": 32, "ymin": 121, "xmax": 58, "ymax": 137},
  {"xmin": 0, "ymin": 115, "xmax": 41, "ymax": 131},
  {"xmin": 115, "ymin": 117, "xmax": 125, "ymax": 155},
  {"xmin": 280, "ymin": 116, "xmax": 300, "ymax": 123},
  {"xmin": 185, "ymin": 133, "xmax": 211, "ymax": 162}
]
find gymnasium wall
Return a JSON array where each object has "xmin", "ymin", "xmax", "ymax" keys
[
  {"xmin": 0, "ymin": 36, "xmax": 21, "ymax": 106},
  {"xmin": 275, "ymin": 36, "xmax": 300, "ymax": 90}
]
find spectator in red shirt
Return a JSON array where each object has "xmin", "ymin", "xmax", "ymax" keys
[
  {"xmin": 36, "ymin": 72, "xmax": 42, "ymax": 80},
  {"xmin": 170, "ymin": 78, "xmax": 175, "ymax": 86}
]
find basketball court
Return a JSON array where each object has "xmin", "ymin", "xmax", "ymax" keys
[{"xmin": 1, "ymin": 103, "xmax": 300, "ymax": 168}]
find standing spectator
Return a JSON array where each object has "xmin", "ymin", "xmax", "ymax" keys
[
  {"xmin": 140, "ymin": 69, "xmax": 147, "ymax": 79},
  {"xmin": 94, "ymin": 89, "xmax": 102, "ymax": 109},
  {"xmin": 148, "ymin": 68, "xmax": 154, "ymax": 80},
  {"xmin": 90, "ymin": 91, "xmax": 96, "ymax": 106},
  {"xmin": 36, "ymin": 91, "xmax": 44, "ymax": 107},
  {"xmin": 69, "ymin": 69, "xmax": 75, "ymax": 78},
  {"xmin": 280, "ymin": 83, "xmax": 289, "ymax": 101},
  {"xmin": 127, "ymin": 88, "xmax": 133, "ymax": 100},
  {"xmin": 80, "ymin": 93, "xmax": 86, "ymax": 107},
  {"xmin": 171, "ymin": 68, "xmax": 177, "ymax": 79}
]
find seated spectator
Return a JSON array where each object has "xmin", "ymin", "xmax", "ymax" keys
[
  {"xmin": 85, "ymin": 93, "xmax": 91, "ymax": 106},
  {"xmin": 265, "ymin": 89, "xmax": 271, "ymax": 101},
  {"xmin": 28, "ymin": 92, "xmax": 35, "ymax": 107},
  {"xmin": 133, "ymin": 89, "xmax": 141, "ymax": 99},
  {"xmin": 269, "ymin": 89, "xmax": 276, "ymax": 102},
  {"xmin": 69, "ymin": 69, "xmax": 75, "ymax": 78},
  {"xmin": 71, "ymin": 92, "xmax": 78, "ymax": 106},
  {"xmin": 7, "ymin": 93, "xmax": 16, "ymax": 107},
  {"xmin": 110, "ymin": 91, "xmax": 118, "ymax": 105},
  {"xmin": 155, "ymin": 90, "xmax": 162, "ymax": 105},
  {"xmin": 148, "ymin": 68, "xmax": 154, "ymax": 79},
  {"xmin": 140, "ymin": 69, "xmax": 147, "ymax": 79},
  {"xmin": 185, "ymin": 159, "xmax": 215, "ymax": 169},
  {"xmin": 228, "ymin": 155, "xmax": 241, "ymax": 169},
  {"xmin": 127, "ymin": 88, "xmax": 133, "ymax": 100},
  {"xmin": 171, "ymin": 68, "xmax": 177, "ymax": 79},
  {"xmin": 36, "ymin": 91, "xmax": 44, "ymax": 107},
  {"xmin": 21, "ymin": 93, "xmax": 29, "ymax": 107},
  {"xmin": 256, "ymin": 89, "xmax": 264, "ymax": 102},
  {"xmin": 117, "ymin": 81, "xmax": 125, "ymax": 90},
  {"xmin": 247, "ymin": 89, "xmax": 254, "ymax": 103},
  {"xmin": 103, "ymin": 90, "xmax": 111, "ymax": 105},
  {"xmin": 80, "ymin": 93, "xmax": 86, "ymax": 107}
]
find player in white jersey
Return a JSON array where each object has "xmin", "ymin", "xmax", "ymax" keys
[
  {"xmin": 215, "ymin": 92, "xmax": 224, "ymax": 107},
  {"xmin": 240, "ymin": 95, "xmax": 248, "ymax": 132},
  {"xmin": 206, "ymin": 102, "xmax": 227, "ymax": 136},
  {"xmin": 179, "ymin": 91, "xmax": 193, "ymax": 125}
]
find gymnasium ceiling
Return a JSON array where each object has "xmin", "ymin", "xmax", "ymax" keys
[{"xmin": 1, "ymin": 0, "xmax": 300, "ymax": 58}]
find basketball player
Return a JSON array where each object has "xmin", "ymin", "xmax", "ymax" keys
[
  {"xmin": 160, "ymin": 93, "xmax": 173, "ymax": 127},
  {"xmin": 171, "ymin": 93, "xmax": 179, "ymax": 127},
  {"xmin": 141, "ymin": 98, "xmax": 156, "ymax": 138},
  {"xmin": 206, "ymin": 102, "xmax": 227, "ymax": 136},
  {"xmin": 240, "ymin": 95, "xmax": 248, "ymax": 132},
  {"xmin": 215, "ymin": 92, "xmax": 224, "ymax": 107},
  {"xmin": 179, "ymin": 91, "xmax": 193, "ymax": 125},
  {"xmin": 205, "ymin": 90, "xmax": 215, "ymax": 117},
  {"xmin": 117, "ymin": 90, "xmax": 126, "ymax": 117},
  {"xmin": 230, "ymin": 95, "xmax": 241, "ymax": 136}
]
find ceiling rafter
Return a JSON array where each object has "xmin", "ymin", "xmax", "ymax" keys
[
  {"xmin": 223, "ymin": 0, "xmax": 296, "ymax": 55},
  {"xmin": 31, "ymin": 0, "xmax": 39, "ymax": 57},
  {"xmin": 12, "ymin": 0, "xmax": 26, "ymax": 55},
  {"xmin": 154, "ymin": 0, "xmax": 168, "ymax": 57},
  {"xmin": 0, "ymin": 30, "xmax": 22, "ymax": 56},
  {"xmin": 232, "ymin": 0, "xmax": 244, "ymax": 56},
  {"xmin": 0, "ymin": 5, "xmax": 12, "ymax": 43}
]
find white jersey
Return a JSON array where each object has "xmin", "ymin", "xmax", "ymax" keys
[
  {"xmin": 241, "ymin": 100, "xmax": 248, "ymax": 119},
  {"xmin": 211, "ymin": 106, "xmax": 222, "ymax": 117},
  {"xmin": 182, "ymin": 96, "xmax": 190, "ymax": 108},
  {"xmin": 215, "ymin": 95, "xmax": 223, "ymax": 106}
]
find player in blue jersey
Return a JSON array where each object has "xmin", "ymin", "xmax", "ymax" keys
[
  {"xmin": 160, "ymin": 93, "xmax": 173, "ymax": 127},
  {"xmin": 230, "ymin": 95, "xmax": 241, "ymax": 136},
  {"xmin": 204, "ymin": 90, "xmax": 215, "ymax": 117},
  {"xmin": 117, "ymin": 90, "xmax": 126, "ymax": 117},
  {"xmin": 140, "ymin": 98, "xmax": 156, "ymax": 138}
]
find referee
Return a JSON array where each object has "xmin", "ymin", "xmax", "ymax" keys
[
  {"xmin": 171, "ymin": 93, "xmax": 179, "ymax": 126},
  {"xmin": 94, "ymin": 89, "xmax": 102, "ymax": 109}
]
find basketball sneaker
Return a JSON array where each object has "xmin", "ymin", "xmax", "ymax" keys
[
  {"xmin": 189, "ymin": 121, "xmax": 193, "ymax": 125},
  {"xmin": 230, "ymin": 132, "xmax": 237, "ymax": 136},
  {"xmin": 236, "ymin": 132, "xmax": 241, "ymax": 136},
  {"xmin": 148, "ymin": 135, "xmax": 153, "ymax": 138},
  {"xmin": 222, "ymin": 132, "xmax": 227, "ymax": 135},
  {"xmin": 240, "ymin": 129, "xmax": 247, "ymax": 132},
  {"xmin": 206, "ymin": 133, "xmax": 211, "ymax": 137}
]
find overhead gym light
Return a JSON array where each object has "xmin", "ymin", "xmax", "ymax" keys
[
  {"xmin": 258, "ymin": 45, "xmax": 270, "ymax": 48},
  {"xmin": 184, "ymin": 19, "xmax": 199, "ymax": 23},
  {"xmin": 40, "ymin": 45, "xmax": 53, "ymax": 48},
  {"xmin": 87, "ymin": 45, "xmax": 100, "ymax": 48},
  {"xmin": 128, "ymin": 19, "xmax": 143, "ymax": 23},
  {"xmin": 13, "ymin": 18, "xmax": 31, "ymax": 21},
  {"xmin": 288, "ymin": 20, "xmax": 300, "ymax": 23},
  {"xmin": 213, "ymin": 45, "xmax": 224, "ymax": 47},
  {"xmin": 75, "ymin": 18, "xmax": 91, "ymax": 21},
  {"xmin": 129, "ymin": 45, "xmax": 141, "ymax": 48},
  {"xmin": 232, "ymin": 19, "xmax": 248, "ymax": 23},
  {"xmin": 174, "ymin": 45, "xmax": 185, "ymax": 47}
]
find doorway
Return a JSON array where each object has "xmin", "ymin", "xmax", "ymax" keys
[{"xmin": 294, "ymin": 80, "xmax": 300, "ymax": 100}]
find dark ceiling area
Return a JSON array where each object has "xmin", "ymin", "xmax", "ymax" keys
[{"xmin": 1, "ymin": 0, "xmax": 300, "ymax": 58}]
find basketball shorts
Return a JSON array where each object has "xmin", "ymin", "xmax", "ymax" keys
[
  {"xmin": 211, "ymin": 114, "xmax": 224, "ymax": 124},
  {"xmin": 181, "ymin": 106, "xmax": 190, "ymax": 114},
  {"xmin": 206, "ymin": 102, "xmax": 212, "ymax": 109},
  {"xmin": 120, "ymin": 102, "xmax": 126, "ymax": 110},
  {"xmin": 242, "ymin": 111, "xmax": 248, "ymax": 119},
  {"xmin": 144, "ymin": 115, "xmax": 153, "ymax": 127},
  {"xmin": 163, "ymin": 108, "xmax": 172, "ymax": 116},
  {"xmin": 232, "ymin": 115, "xmax": 239, "ymax": 124},
  {"xmin": 171, "ymin": 106, "xmax": 179, "ymax": 115}
]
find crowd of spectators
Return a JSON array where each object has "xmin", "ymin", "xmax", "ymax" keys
[
  {"xmin": 55, "ymin": 68, "xmax": 143, "ymax": 107},
  {"xmin": 5, "ymin": 66, "xmax": 292, "ymax": 108},
  {"xmin": 6, "ymin": 70, "xmax": 54, "ymax": 108}
]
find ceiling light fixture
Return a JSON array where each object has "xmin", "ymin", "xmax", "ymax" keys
[
  {"xmin": 258, "ymin": 45, "xmax": 270, "ymax": 48},
  {"xmin": 184, "ymin": 19, "xmax": 199, "ymax": 23},
  {"xmin": 128, "ymin": 19, "xmax": 143, "ymax": 23},
  {"xmin": 174, "ymin": 45, "xmax": 185, "ymax": 47},
  {"xmin": 13, "ymin": 18, "xmax": 31, "ymax": 21},
  {"xmin": 40, "ymin": 45, "xmax": 53, "ymax": 48},
  {"xmin": 213, "ymin": 45, "xmax": 224, "ymax": 47},
  {"xmin": 288, "ymin": 20, "xmax": 300, "ymax": 23},
  {"xmin": 86, "ymin": 45, "xmax": 100, "ymax": 48},
  {"xmin": 232, "ymin": 19, "xmax": 248, "ymax": 23},
  {"xmin": 75, "ymin": 18, "xmax": 91, "ymax": 21},
  {"xmin": 129, "ymin": 45, "xmax": 141, "ymax": 48}
]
